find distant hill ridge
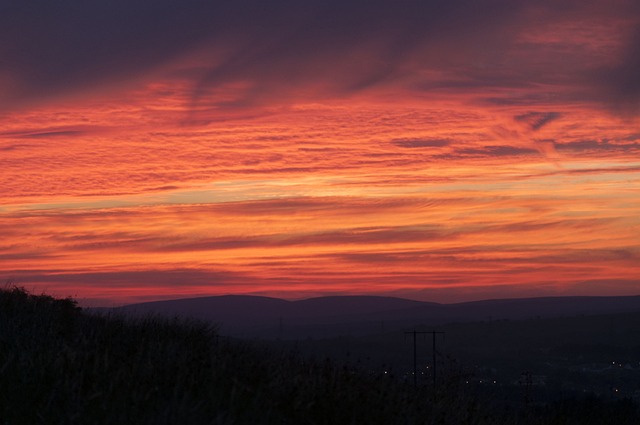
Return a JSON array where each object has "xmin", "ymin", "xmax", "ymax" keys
[{"xmin": 105, "ymin": 294, "xmax": 640, "ymax": 339}]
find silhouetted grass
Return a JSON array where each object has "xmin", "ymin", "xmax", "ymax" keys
[
  {"xmin": 1, "ymin": 286, "xmax": 638, "ymax": 424},
  {"xmin": 1, "ymin": 285, "xmax": 216, "ymax": 424}
]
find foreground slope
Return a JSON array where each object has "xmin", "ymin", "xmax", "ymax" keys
[
  {"xmin": 0, "ymin": 287, "xmax": 479, "ymax": 424},
  {"xmin": 3, "ymin": 286, "xmax": 639, "ymax": 425}
]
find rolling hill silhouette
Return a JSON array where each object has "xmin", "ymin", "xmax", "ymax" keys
[{"xmin": 108, "ymin": 294, "xmax": 640, "ymax": 338}]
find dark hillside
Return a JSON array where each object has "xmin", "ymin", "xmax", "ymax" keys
[
  {"xmin": 2, "ymin": 286, "xmax": 639, "ymax": 425},
  {"xmin": 112, "ymin": 294, "xmax": 640, "ymax": 339},
  {"xmin": 0, "ymin": 287, "xmax": 481, "ymax": 424}
]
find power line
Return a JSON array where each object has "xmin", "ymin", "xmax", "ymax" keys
[{"xmin": 405, "ymin": 330, "xmax": 445, "ymax": 387}]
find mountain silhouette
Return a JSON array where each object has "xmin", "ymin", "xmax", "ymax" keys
[{"xmin": 104, "ymin": 294, "xmax": 640, "ymax": 338}]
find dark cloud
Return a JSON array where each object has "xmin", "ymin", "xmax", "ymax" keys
[
  {"xmin": 1, "ymin": 1, "xmax": 220, "ymax": 107},
  {"xmin": 514, "ymin": 112, "xmax": 562, "ymax": 131},
  {"xmin": 555, "ymin": 139, "xmax": 640, "ymax": 152},
  {"xmin": 595, "ymin": 27, "xmax": 640, "ymax": 116},
  {"xmin": 0, "ymin": 0, "xmax": 588, "ymax": 106},
  {"xmin": 481, "ymin": 93, "xmax": 565, "ymax": 107},
  {"xmin": 622, "ymin": 133, "xmax": 640, "ymax": 142},
  {"xmin": 463, "ymin": 145, "xmax": 539, "ymax": 156},
  {"xmin": 8, "ymin": 268, "xmax": 250, "ymax": 288},
  {"xmin": 573, "ymin": 278, "xmax": 640, "ymax": 295},
  {"xmin": 532, "ymin": 165, "xmax": 640, "ymax": 178},
  {"xmin": 493, "ymin": 218, "xmax": 612, "ymax": 235},
  {"xmin": 155, "ymin": 224, "xmax": 453, "ymax": 253},
  {"xmin": 436, "ymin": 145, "xmax": 538, "ymax": 159},
  {"xmin": 342, "ymin": 247, "xmax": 639, "ymax": 267},
  {"xmin": 1, "ymin": 1, "xmax": 638, "ymax": 115},
  {"xmin": 285, "ymin": 225, "xmax": 451, "ymax": 247},
  {"xmin": 185, "ymin": 0, "xmax": 529, "ymax": 103},
  {"xmin": 391, "ymin": 138, "xmax": 450, "ymax": 148},
  {"xmin": 0, "ymin": 129, "xmax": 86, "ymax": 139},
  {"xmin": 531, "ymin": 248, "xmax": 639, "ymax": 264},
  {"xmin": 0, "ymin": 143, "xmax": 35, "ymax": 151},
  {"xmin": 0, "ymin": 252, "xmax": 56, "ymax": 261}
]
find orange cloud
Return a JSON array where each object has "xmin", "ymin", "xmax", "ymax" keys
[{"xmin": 2, "ymin": 2, "xmax": 640, "ymax": 305}]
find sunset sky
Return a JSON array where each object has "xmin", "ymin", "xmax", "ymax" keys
[{"xmin": 1, "ymin": 1, "xmax": 639, "ymax": 306}]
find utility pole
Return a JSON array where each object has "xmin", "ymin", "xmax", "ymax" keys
[{"xmin": 405, "ymin": 330, "xmax": 445, "ymax": 387}]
